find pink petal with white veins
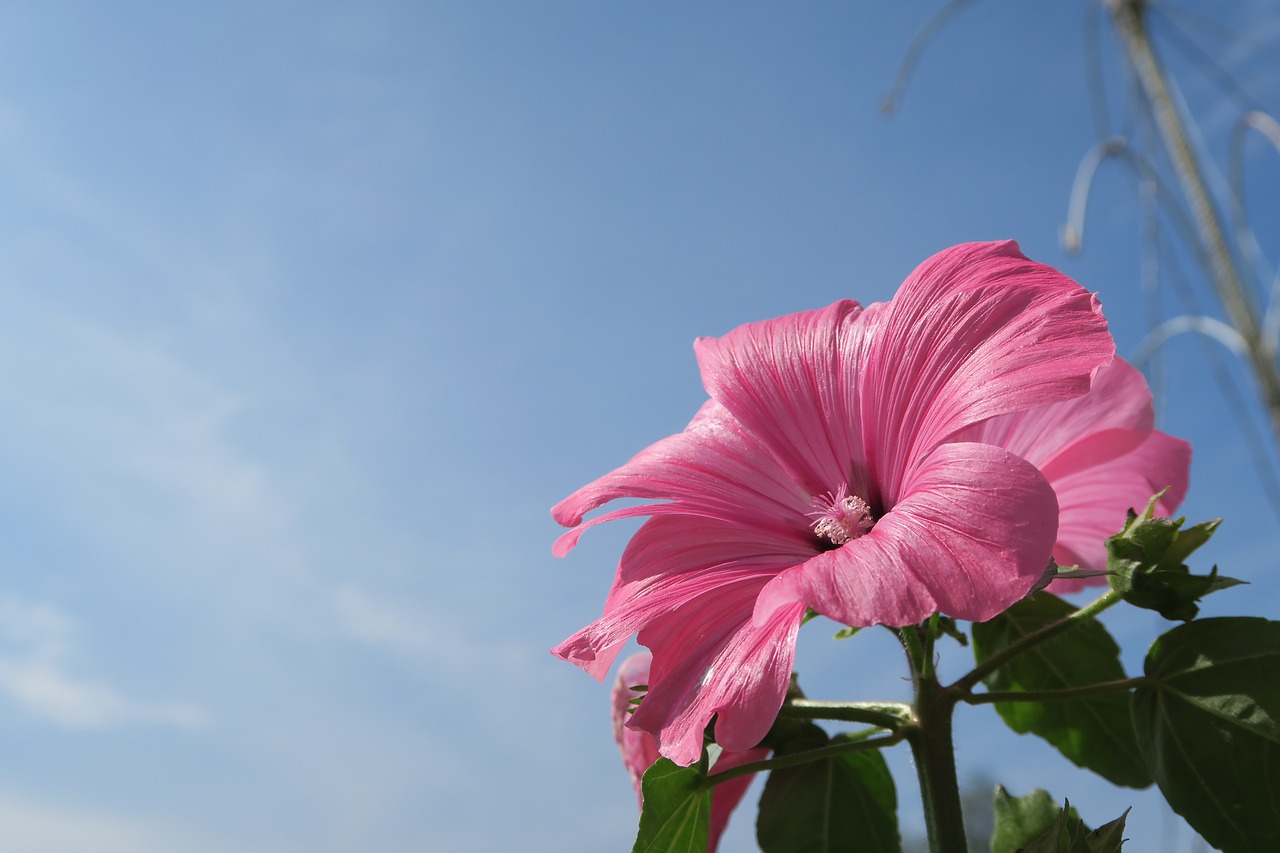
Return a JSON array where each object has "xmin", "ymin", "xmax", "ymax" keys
[
  {"xmin": 554, "ymin": 515, "xmax": 814, "ymax": 680},
  {"xmin": 631, "ymin": 576, "xmax": 806, "ymax": 764},
  {"xmin": 968, "ymin": 358, "xmax": 1154, "ymax": 481},
  {"xmin": 1049, "ymin": 429, "xmax": 1192, "ymax": 589},
  {"xmin": 863, "ymin": 241, "xmax": 1113, "ymax": 503},
  {"xmin": 552, "ymin": 401, "xmax": 810, "ymax": 556},
  {"xmin": 612, "ymin": 653, "xmax": 769, "ymax": 852},
  {"xmin": 694, "ymin": 299, "xmax": 876, "ymax": 501},
  {"xmin": 759, "ymin": 442, "xmax": 1058, "ymax": 627}
]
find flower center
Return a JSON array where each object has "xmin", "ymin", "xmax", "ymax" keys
[{"xmin": 807, "ymin": 485, "xmax": 874, "ymax": 546}]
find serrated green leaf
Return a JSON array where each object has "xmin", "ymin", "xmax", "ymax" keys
[
  {"xmin": 1162, "ymin": 518, "xmax": 1221, "ymax": 566},
  {"xmin": 1021, "ymin": 802, "xmax": 1084, "ymax": 853},
  {"xmin": 757, "ymin": 731, "xmax": 900, "ymax": 853},
  {"xmin": 936, "ymin": 615, "xmax": 969, "ymax": 647},
  {"xmin": 1105, "ymin": 504, "xmax": 1231, "ymax": 621},
  {"xmin": 972, "ymin": 593, "xmax": 1151, "ymax": 788},
  {"xmin": 1123, "ymin": 565, "xmax": 1244, "ymax": 622},
  {"xmin": 1014, "ymin": 800, "xmax": 1128, "ymax": 853},
  {"xmin": 990, "ymin": 786, "xmax": 1062, "ymax": 853},
  {"xmin": 1133, "ymin": 617, "xmax": 1280, "ymax": 852},
  {"xmin": 631, "ymin": 758, "xmax": 712, "ymax": 853},
  {"xmin": 1085, "ymin": 810, "xmax": 1129, "ymax": 852}
]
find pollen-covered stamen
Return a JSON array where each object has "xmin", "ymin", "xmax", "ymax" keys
[{"xmin": 807, "ymin": 484, "xmax": 874, "ymax": 546}]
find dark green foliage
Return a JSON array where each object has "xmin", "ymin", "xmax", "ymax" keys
[
  {"xmin": 756, "ymin": 729, "xmax": 900, "ymax": 853},
  {"xmin": 1106, "ymin": 499, "xmax": 1238, "ymax": 621},
  {"xmin": 972, "ymin": 593, "xmax": 1152, "ymax": 788},
  {"xmin": 631, "ymin": 758, "xmax": 711, "ymax": 853},
  {"xmin": 1133, "ymin": 617, "xmax": 1280, "ymax": 852}
]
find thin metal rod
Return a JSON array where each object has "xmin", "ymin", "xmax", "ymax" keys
[{"xmin": 1107, "ymin": 0, "xmax": 1280, "ymax": 447}]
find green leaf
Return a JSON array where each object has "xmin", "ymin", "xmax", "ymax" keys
[
  {"xmin": 992, "ymin": 789, "xmax": 1128, "ymax": 853},
  {"xmin": 1105, "ymin": 500, "xmax": 1237, "ymax": 621},
  {"xmin": 631, "ymin": 758, "xmax": 712, "ymax": 853},
  {"xmin": 1132, "ymin": 617, "xmax": 1280, "ymax": 852},
  {"xmin": 1084, "ymin": 811, "xmax": 1129, "ymax": 852},
  {"xmin": 971, "ymin": 592, "xmax": 1152, "ymax": 788},
  {"xmin": 832, "ymin": 625, "xmax": 860, "ymax": 640},
  {"xmin": 1019, "ymin": 801, "xmax": 1128, "ymax": 853},
  {"xmin": 936, "ymin": 615, "xmax": 969, "ymax": 647},
  {"xmin": 990, "ymin": 786, "xmax": 1063, "ymax": 853},
  {"xmin": 756, "ymin": 731, "xmax": 900, "ymax": 853}
]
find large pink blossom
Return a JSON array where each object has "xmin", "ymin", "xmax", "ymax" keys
[
  {"xmin": 613, "ymin": 653, "xmax": 768, "ymax": 852},
  {"xmin": 553, "ymin": 241, "xmax": 1114, "ymax": 765},
  {"xmin": 966, "ymin": 356, "xmax": 1191, "ymax": 592}
]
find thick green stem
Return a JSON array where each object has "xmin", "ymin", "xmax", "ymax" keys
[{"xmin": 908, "ymin": 662, "xmax": 966, "ymax": 853}]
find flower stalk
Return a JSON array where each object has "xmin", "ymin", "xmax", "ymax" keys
[
  {"xmin": 906, "ymin": 624, "xmax": 967, "ymax": 853},
  {"xmin": 776, "ymin": 698, "xmax": 912, "ymax": 730}
]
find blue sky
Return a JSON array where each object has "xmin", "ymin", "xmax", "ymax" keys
[{"xmin": 0, "ymin": 2, "xmax": 1275, "ymax": 851}]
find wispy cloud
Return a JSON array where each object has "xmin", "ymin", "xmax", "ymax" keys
[
  {"xmin": 331, "ymin": 584, "xmax": 442, "ymax": 659},
  {"xmin": 0, "ymin": 785, "xmax": 267, "ymax": 853},
  {"xmin": 0, "ymin": 597, "xmax": 208, "ymax": 730},
  {"xmin": 330, "ymin": 582, "xmax": 526, "ymax": 672}
]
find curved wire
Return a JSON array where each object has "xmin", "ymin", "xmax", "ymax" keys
[
  {"xmin": 1148, "ymin": 3, "xmax": 1264, "ymax": 115},
  {"xmin": 1130, "ymin": 315, "xmax": 1246, "ymax": 369},
  {"xmin": 1085, "ymin": 0, "xmax": 1113, "ymax": 140},
  {"xmin": 880, "ymin": 0, "xmax": 978, "ymax": 115},
  {"xmin": 1157, "ymin": 1, "xmax": 1280, "ymax": 66},
  {"xmin": 1228, "ymin": 111, "xmax": 1280, "ymax": 351},
  {"xmin": 1060, "ymin": 136, "xmax": 1206, "ymax": 263},
  {"xmin": 1157, "ymin": 240, "xmax": 1280, "ymax": 521},
  {"xmin": 1059, "ymin": 132, "xmax": 1280, "ymax": 518}
]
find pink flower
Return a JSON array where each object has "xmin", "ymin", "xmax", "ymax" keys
[
  {"xmin": 553, "ymin": 241, "xmax": 1114, "ymax": 765},
  {"xmin": 965, "ymin": 356, "xmax": 1191, "ymax": 592},
  {"xmin": 613, "ymin": 653, "xmax": 768, "ymax": 852}
]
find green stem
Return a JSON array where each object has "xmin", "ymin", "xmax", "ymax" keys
[
  {"xmin": 951, "ymin": 589, "xmax": 1122, "ymax": 693},
  {"xmin": 923, "ymin": 614, "xmax": 940, "ymax": 679},
  {"xmin": 909, "ymin": 658, "xmax": 966, "ymax": 853},
  {"xmin": 703, "ymin": 731, "xmax": 905, "ymax": 789},
  {"xmin": 964, "ymin": 675, "xmax": 1155, "ymax": 706},
  {"xmin": 901, "ymin": 624, "xmax": 927, "ymax": 674},
  {"xmin": 776, "ymin": 698, "xmax": 912, "ymax": 730}
]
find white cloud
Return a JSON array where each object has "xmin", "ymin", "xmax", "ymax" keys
[
  {"xmin": 0, "ymin": 786, "xmax": 266, "ymax": 853},
  {"xmin": 331, "ymin": 583, "xmax": 441, "ymax": 659},
  {"xmin": 0, "ymin": 597, "xmax": 208, "ymax": 730},
  {"xmin": 330, "ymin": 582, "xmax": 530, "ymax": 681}
]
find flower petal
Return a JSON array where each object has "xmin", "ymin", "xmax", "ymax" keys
[
  {"xmin": 758, "ymin": 441, "xmax": 1059, "ymax": 627},
  {"xmin": 552, "ymin": 401, "xmax": 810, "ymax": 556},
  {"xmin": 693, "ymin": 300, "xmax": 876, "ymax": 501},
  {"xmin": 613, "ymin": 654, "xmax": 662, "ymax": 807},
  {"xmin": 629, "ymin": 576, "xmax": 806, "ymax": 765},
  {"xmin": 612, "ymin": 652, "xmax": 769, "ymax": 852},
  {"xmin": 862, "ymin": 241, "xmax": 1113, "ymax": 503},
  {"xmin": 1049, "ymin": 429, "xmax": 1192, "ymax": 589},
  {"xmin": 553, "ymin": 514, "xmax": 814, "ymax": 680},
  {"xmin": 967, "ymin": 357, "xmax": 1154, "ymax": 481}
]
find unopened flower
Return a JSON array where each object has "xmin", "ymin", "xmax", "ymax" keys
[
  {"xmin": 966, "ymin": 356, "xmax": 1191, "ymax": 591},
  {"xmin": 613, "ymin": 653, "xmax": 767, "ymax": 852},
  {"xmin": 553, "ymin": 241, "xmax": 1113, "ymax": 764}
]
